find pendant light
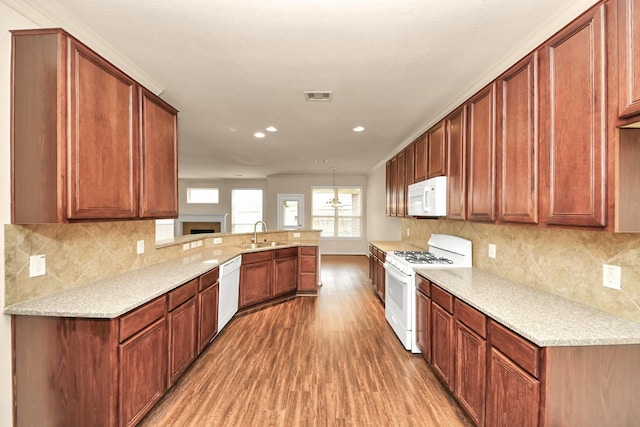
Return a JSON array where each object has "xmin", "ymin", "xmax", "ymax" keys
[{"xmin": 327, "ymin": 167, "xmax": 342, "ymax": 208}]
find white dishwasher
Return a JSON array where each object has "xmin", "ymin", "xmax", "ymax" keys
[{"xmin": 218, "ymin": 255, "xmax": 242, "ymax": 332}]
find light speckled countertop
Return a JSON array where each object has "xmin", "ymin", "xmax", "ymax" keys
[
  {"xmin": 418, "ymin": 268, "xmax": 640, "ymax": 347},
  {"xmin": 3, "ymin": 242, "xmax": 317, "ymax": 319}
]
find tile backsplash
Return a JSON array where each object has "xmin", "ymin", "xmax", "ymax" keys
[
  {"xmin": 402, "ymin": 218, "xmax": 640, "ymax": 323},
  {"xmin": 4, "ymin": 220, "xmax": 183, "ymax": 306}
]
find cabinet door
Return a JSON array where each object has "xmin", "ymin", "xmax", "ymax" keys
[
  {"xmin": 119, "ymin": 318, "xmax": 167, "ymax": 427},
  {"xmin": 455, "ymin": 321, "xmax": 487, "ymax": 427},
  {"xmin": 139, "ymin": 89, "xmax": 178, "ymax": 218},
  {"xmin": 427, "ymin": 121, "xmax": 447, "ymax": 178},
  {"xmin": 198, "ymin": 283, "xmax": 219, "ymax": 353},
  {"xmin": 68, "ymin": 40, "xmax": 139, "ymax": 220},
  {"xmin": 539, "ymin": 4, "xmax": 607, "ymax": 227},
  {"xmin": 467, "ymin": 84, "xmax": 497, "ymax": 222},
  {"xmin": 486, "ymin": 348, "xmax": 540, "ymax": 427},
  {"xmin": 416, "ymin": 289, "xmax": 431, "ymax": 363},
  {"xmin": 376, "ymin": 257, "xmax": 386, "ymax": 302},
  {"xmin": 385, "ymin": 160, "xmax": 392, "ymax": 215},
  {"xmin": 389, "ymin": 157, "xmax": 398, "ymax": 216},
  {"xmin": 414, "ymin": 134, "xmax": 427, "ymax": 182},
  {"xmin": 405, "ymin": 142, "xmax": 415, "ymax": 187},
  {"xmin": 274, "ymin": 256, "xmax": 297, "ymax": 296},
  {"xmin": 168, "ymin": 297, "xmax": 198, "ymax": 386},
  {"xmin": 619, "ymin": 0, "xmax": 640, "ymax": 118},
  {"xmin": 240, "ymin": 260, "xmax": 273, "ymax": 307},
  {"xmin": 446, "ymin": 106, "xmax": 467, "ymax": 220},
  {"xmin": 397, "ymin": 150, "xmax": 406, "ymax": 217},
  {"xmin": 496, "ymin": 53, "xmax": 539, "ymax": 224},
  {"xmin": 431, "ymin": 302, "xmax": 454, "ymax": 389}
]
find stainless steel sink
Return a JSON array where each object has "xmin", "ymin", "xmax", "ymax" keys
[{"xmin": 239, "ymin": 241, "xmax": 286, "ymax": 249}]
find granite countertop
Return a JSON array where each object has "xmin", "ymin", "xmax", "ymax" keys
[
  {"xmin": 3, "ymin": 241, "xmax": 318, "ymax": 319},
  {"xmin": 369, "ymin": 240, "xmax": 423, "ymax": 253},
  {"xmin": 418, "ymin": 268, "xmax": 640, "ymax": 347}
]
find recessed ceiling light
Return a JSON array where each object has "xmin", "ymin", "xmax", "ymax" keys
[
  {"xmin": 314, "ymin": 159, "xmax": 329, "ymax": 164},
  {"xmin": 353, "ymin": 126, "xmax": 365, "ymax": 132},
  {"xmin": 266, "ymin": 126, "xmax": 277, "ymax": 132},
  {"xmin": 254, "ymin": 132, "xmax": 266, "ymax": 138}
]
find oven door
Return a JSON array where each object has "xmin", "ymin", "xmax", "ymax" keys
[{"xmin": 384, "ymin": 261, "xmax": 413, "ymax": 351}]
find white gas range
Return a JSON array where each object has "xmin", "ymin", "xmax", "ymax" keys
[{"xmin": 383, "ymin": 234, "xmax": 472, "ymax": 353}]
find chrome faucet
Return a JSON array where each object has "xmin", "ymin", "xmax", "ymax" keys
[{"xmin": 253, "ymin": 220, "xmax": 268, "ymax": 243}]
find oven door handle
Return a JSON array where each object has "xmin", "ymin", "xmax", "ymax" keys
[{"xmin": 384, "ymin": 262, "xmax": 411, "ymax": 282}]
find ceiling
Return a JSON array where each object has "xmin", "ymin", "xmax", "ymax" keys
[{"xmin": 5, "ymin": 0, "xmax": 596, "ymax": 179}]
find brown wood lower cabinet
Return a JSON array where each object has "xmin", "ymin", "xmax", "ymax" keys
[
  {"xmin": 416, "ymin": 273, "xmax": 640, "ymax": 427},
  {"xmin": 274, "ymin": 247, "xmax": 298, "ymax": 296},
  {"xmin": 198, "ymin": 267, "xmax": 219, "ymax": 353},
  {"xmin": 240, "ymin": 250, "xmax": 274, "ymax": 308},
  {"xmin": 167, "ymin": 279, "xmax": 198, "ymax": 387},
  {"xmin": 298, "ymin": 246, "xmax": 318, "ymax": 293}
]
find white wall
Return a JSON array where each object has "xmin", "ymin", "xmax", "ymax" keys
[
  {"xmin": 1, "ymin": 6, "xmax": 38, "ymax": 426},
  {"xmin": 365, "ymin": 164, "xmax": 401, "ymax": 242},
  {"xmin": 267, "ymin": 174, "xmax": 368, "ymax": 255}
]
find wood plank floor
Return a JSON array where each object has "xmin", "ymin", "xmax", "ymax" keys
[{"xmin": 140, "ymin": 255, "xmax": 473, "ymax": 426}]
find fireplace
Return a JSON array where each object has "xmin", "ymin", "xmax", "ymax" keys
[
  {"xmin": 182, "ymin": 222, "xmax": 221, "ymax": 235},
  {"xmin": 176, "ymin": 213, "xmax": 229, "ymax": 236}
]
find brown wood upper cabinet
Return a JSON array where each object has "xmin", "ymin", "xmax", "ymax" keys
[
  {"xmin": 539, "ymin": 5, "xmax": 607, "ymax": 228},
  {"xmin": 10, "ymin": 28, "xmax": 178, "ymax": 224},
  {"xmin": 414, "ymin": 133, "xmax": 428, "ymax": 182},
  {"xmin": 618, "ymin": 0, "xmax": 640, "ymax": 119},
  {"xmin": 446, "ymin": 106, "xmax": 467, "ymax": 220},
  {"xmin": 427, "ymin": 120, "xmax": 447, "ymax": 178},
  {"xmin": 496, "ymin": 53, "xmax": 539, "ymax": 224},
  {"xmin": 467, "ymin": 84, "xmax": 497, "ymax": 222}
]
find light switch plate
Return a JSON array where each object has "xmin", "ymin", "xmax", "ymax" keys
[
  {"xmin": 190, "ymin": 241, "xmax": 197, "ymax": 249},
  {"xmin": 136, "ymin": 240, "xmax": 144, "ymax": 254},
  {"xmin": 488, "ymin": 244, "xmax": 496, "ymax": 259},
  {"xmin": 293, "ymin": 232, "xmax": 301, "ymax": 238},
  {"xmin": 213, "ymin": 237, "xmax": 222, "ymax": 244},
  {"xmin": 196, "ymin": 240, "xmax": 203, "ymax": 247},
  {"xmin": 29, "ymin": 255, "xmax": 46, "ymax": 277},
  {"xmin": 183, "ymin": 243, "xmax": 190, "ymax": 251}
]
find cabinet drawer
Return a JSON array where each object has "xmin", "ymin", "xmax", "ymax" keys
[
  {"xmin": 431, "ymin": 285, "xmax": 453, "ymax": 313},
  {"xmin": 199, "ymin": 267, "xmax": 219, "ymax": 291},
  {"xmin": 416, "ymin": 274, "xmax": 431, "ymax": 296},
  {"xmin": 489, "ymin": 320, "xmax": 539, "ymax": 378},
  {"xmin": 243, "ymin": 250, "xmax": 273, "ymax": 264},
  {"xmin": 300, "ymin": 246, "xmax": 317, "ymax": 256},
  {"xmin": 455, "ymin": 298, "xmax": 486, "ymax": 338},
  {"xmin": 168, "ymin": 278, "xmax": 198, "ymax": 311},
  {"xmin": 119, "ymin": 296, "xmax": 167, "ymax": 342},
  {"xmin": 275, "ymin": 247, "xmax": 297, "ymax": 259}
]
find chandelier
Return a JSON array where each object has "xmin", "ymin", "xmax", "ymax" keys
[{"xmin": 327, "ymin": 167, "xmax": 342, "ymax": 208}]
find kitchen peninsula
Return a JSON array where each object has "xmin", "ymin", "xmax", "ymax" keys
[{"xmin": 4, "ymin": 231, "xmax": 320, "ymax": 427}]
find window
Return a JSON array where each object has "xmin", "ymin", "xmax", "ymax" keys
[
  {"xmin": 187, "ymin": 187, "xmax": 219, "ymax": 204},
  {"xmin": 312, "ymin": 187, "xmax": 362, "ymax": 238},
  {"xmin": 232, "ymin": 189, "xmax": 263, "ymax": 232}
]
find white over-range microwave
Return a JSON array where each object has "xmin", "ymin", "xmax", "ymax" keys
[{"xmin": 407, "ymin": 176, "xmax": 447, "ymax": 217}]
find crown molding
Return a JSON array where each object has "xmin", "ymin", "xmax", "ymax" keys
[{"xmin": 1, "ymin": 0, "xmax": 165, "ymax": 95}]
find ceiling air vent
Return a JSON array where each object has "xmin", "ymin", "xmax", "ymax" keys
[{"xmin": 304, "ymin": 91, "xmax": 333, "ymax": 102}]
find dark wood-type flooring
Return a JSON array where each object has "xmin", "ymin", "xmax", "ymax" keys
[{"xmin": 140, "ymin": 255, "xmax": 473, "ymax": 426}]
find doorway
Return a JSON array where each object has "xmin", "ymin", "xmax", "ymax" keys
[{"xmin": 277, "ymin": 194, "xmax": 304, "ymax": 229}]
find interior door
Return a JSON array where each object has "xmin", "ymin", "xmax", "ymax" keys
[{"xmin": 277, "ymin": 194, "xmax": 304, "ymax": 229}]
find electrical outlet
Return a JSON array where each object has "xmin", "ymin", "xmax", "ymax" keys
[
  {"xmin": 406, "ymin": 228, "xmax": 411, "ymax": 236},
  {"xmin": 603, "ymin": 264, "xmax": 621, "ymax": 290},
  {"xmin": 136, "ymin": 240, "xmax": 144, "ymax": 254},
  {"xmin": 213, "ymin": 237, "xmax": 222, "ymax": 244},
  {"xmin": 293, "ymin": 232, "xmax": 301, "ymax": 238},
  {"xmin": 488, "ymin": 244, "xmax": 496, "ymax": 259},
  {"xmin": 29, "ymin": 255, "xmax": 46, "ymax": 277}
]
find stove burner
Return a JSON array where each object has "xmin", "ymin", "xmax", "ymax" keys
[{"xmin": 393, "ymin": 250, "xmax": 453, "ymax": 265}]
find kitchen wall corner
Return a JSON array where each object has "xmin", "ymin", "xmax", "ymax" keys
[{"xmin": 402, "ymin": 218, "xmax": 640, "ymax": 323}]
